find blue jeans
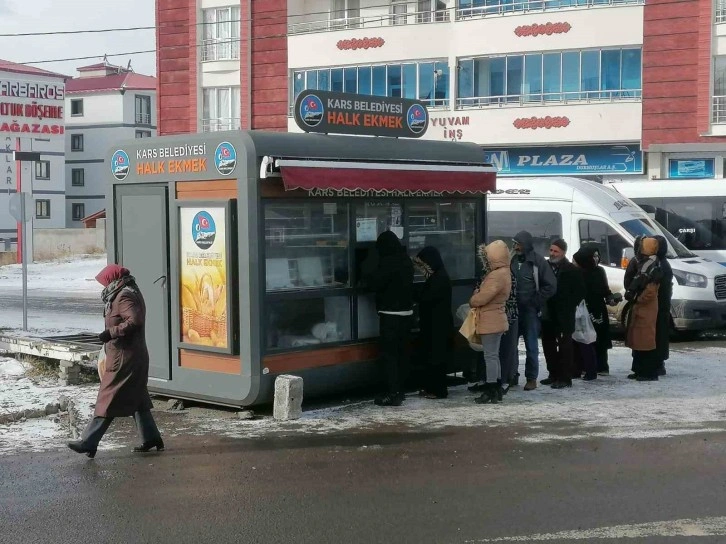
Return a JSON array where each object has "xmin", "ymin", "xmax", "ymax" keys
[{"xmin": 517, "ymin": 305, "xmax": 541, "ymax": 380}]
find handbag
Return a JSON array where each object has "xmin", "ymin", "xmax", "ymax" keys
[
  {"xmin": 459, "ymin": 307, "xmax": 482, "ymax": 349},
  {"xmin": 97, "ymin": 344, "xmax": 106, "ymax": 380},
  {"xmin": 572, "ymin": 300, "xmax": 597, "ymax": 344}
]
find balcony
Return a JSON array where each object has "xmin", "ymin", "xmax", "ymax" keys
[
  {"xmin": 201, "ymin": 39, "xmax": 241, "ymax": 62},
  {"xmin": 457, "ymin": 89, "xmax": 642, "ymax": 109},
  {"xmin": 202, "ymin": 118, "xmax": 241, "ymax": 132},
  {"xmin": 287, "ymin": 0, "xmax": 642, "ymax": 35},
  {"xmin": 135, "ymin": 112, "xmax": 151, "ymax": 125}
]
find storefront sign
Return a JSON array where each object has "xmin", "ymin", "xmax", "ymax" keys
[
  {"xmin": 180, "ymin": 206, "xmax": 230, "ymax": 351},
  {"xmin": 0, "ymin": 78, "xmax": 65, "ymax": 137},
  {"xmin": 483, "ymin": 144, "xmax": 643, "ymax": 176},
  {"xmin": 668, "ymin": 158, "xmax": 715, "ymax": 179},
  {"xmin": 112, "ymin": 144, "xmax": 210, "ymax": 179},
  {"xmin": 4, "ymin": 136, "xmax": 12, "ymax": 186},
  {"xmin": 293, "ymin": 90, "xmax": 429, "ymax": 138},
  {"xmin": 430, "ymin": 115, "xmax": 469, "ymax": 141}
]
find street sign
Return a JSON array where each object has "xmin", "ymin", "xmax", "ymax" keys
[
  {"xmin": 9, "ymin": 193, "xmax": 32, "ymax": 223},
  {"xmin": 13, "ymin": 151, "xmax": 41, "ymax": 162}
]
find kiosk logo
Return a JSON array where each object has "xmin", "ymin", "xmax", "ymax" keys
[
  {"xmin": 192, "ymin": 211, "xmax": 216, "ymax": 250},
  {"xmin": 407, "ymin": 104, "xmax": 427, "ymax": 135},
  {"xmin": 299, "ymin": 94, "xmax": 324, "ymax": 128},
  {"xmin": 111, "ymin": 150, "xmax": 130, "ymax": 181},
  {"xmin": 214, "ymin": 142, "xmax": 237, "ymax": 176}
]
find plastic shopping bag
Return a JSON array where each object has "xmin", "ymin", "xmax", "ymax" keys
[
  {"xmin": 97, "ymin": 344, "xmax": 106, "ymax": 380},
  {"xmin": 458, "ymin": 306, "xmax": 483, "ymax": 352},
  {"xmin": 572, "ymin": 300, "xmax": 597, "ymax": 344}
]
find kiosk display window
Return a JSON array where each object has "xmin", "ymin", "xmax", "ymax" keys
[
  {"xmin": 264, "ymin": 202, "xmax": 350, "ymax": 291},
  {"xmin": 266, "ymin": 296, "xmax": 352, "ymax": 349}
]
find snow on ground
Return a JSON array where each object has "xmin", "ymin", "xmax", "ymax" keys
[
  {"xmin": 1, "ymin": 342, "xmax": 725, "ymax": 457},
  {"xmin": 0, "ymin": 255, "xmax": 105, "ymax": 295}
]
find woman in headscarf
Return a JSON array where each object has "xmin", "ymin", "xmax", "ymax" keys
[
  {"xmin": 469, "ymin": 240, "xmax": 512, "ymax": 404},
  {"xmin": 413, "ymin": 246, "xmax": 453, "ymax": 399},
  {"xmin": 67, "ymin": 264, "xmax": 164, "ymax": 458},
  {"xmin": 624, "ymin": 237, "xmax": 663, "ymax": 381},
  {"xmin": 572, "ymin": 243, "xmax": 617, "ymax": 378}
]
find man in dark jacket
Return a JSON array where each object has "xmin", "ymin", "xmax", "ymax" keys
[
  {"xmin": 511, "ymin": 231, "xmax": 557, "ymax": 391},
  {"xmin": 541, "ymin": 239, "xmax": 586, "ymax": 389},
  {"xmin": 413, "ymin": 246, "xmax": 452, "ymax": 399},
  {"xmin": 654, "ymin": 235, "xmax": 672, "ymax": 376},
  {"xmin": 365, "ymin": 230, "xmax": 414, "ymax": 406}
]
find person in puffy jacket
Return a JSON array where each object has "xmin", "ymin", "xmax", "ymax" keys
[
  {"xmin": 413, "ymin": 246, "xmax": 453, "ymax": 399},
  {"xmin": 364, "ymin": 230, "xmax": 414, "ymax": 407},
  {"xmin": 510, "ymin": 231, "xmax": 557, "ymax": 391},
  {"xmin": 469, "ymin": 240, "xmax": 512, "ymax": 404}
]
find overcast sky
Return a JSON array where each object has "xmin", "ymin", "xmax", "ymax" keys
[{"xmin": 0, "ymin": 0, "xmax": 157, "ymax": 77}]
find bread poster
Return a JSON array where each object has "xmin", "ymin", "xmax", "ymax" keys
[{"xmin": 180, "ymin": 207, "xmax": 228, "ymax": 349}]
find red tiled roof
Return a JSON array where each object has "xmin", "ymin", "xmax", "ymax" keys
[
  {"xmin": 66, "ymin": 72, "xmax": 157, "ymax": 94},
  {"xmin": 0, "ymin": 58, "xmax": 68, "ymax": 79}
]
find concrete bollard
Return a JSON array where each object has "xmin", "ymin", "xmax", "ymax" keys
[{"xmin": 273, "ymin": 375, "xmax": 303, "ymax": 421}]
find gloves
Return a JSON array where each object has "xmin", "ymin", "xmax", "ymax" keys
[
  {"xmin": 98, "ymin": 330, "xmax": 112, "ymax": 343},
  {"xmin": 624, "ymin": 291, "xmax": 636, "ymax": 302}
]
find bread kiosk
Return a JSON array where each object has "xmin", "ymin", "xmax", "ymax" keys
[{"xmin": 106, "ymin": 91, "xmax": 496, "ymax": 407}]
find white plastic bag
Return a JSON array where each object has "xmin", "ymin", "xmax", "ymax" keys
[
  {"xmin": 97, "ymin": 344, "xmax": 106, "ymax": 380},
  {"xmin": 572, "ymin": 300, "xmax": 597, "ymax": 344}
]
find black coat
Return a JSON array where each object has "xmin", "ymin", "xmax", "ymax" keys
[
  {"xmin": 413, "ymin": 247, "xmax": 453, "ymax": 363},
  {"xmin": 543, "ymin": 257, "xmax": 586, "ymax": 334},
  {"xmin": 655, "ymin": 236, "xmax": 672, "ymax": 362},
  {"xmin": 365, "ymin": 230, "xmax": 414, "ymax": 313},
  {"xmin": 573, "ymin": 245, "xmax": 613, "ymax": 353}
]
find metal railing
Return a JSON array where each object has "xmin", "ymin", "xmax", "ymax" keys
[
  {"xmin": 201, "ymin": 39, "xmax": 241, "ymax": 62},
  {"xmin": 288, "ymin": 7, "xmax": 451, "ymax": 35},
  {"xmin": 288, "ymin": 0, "xmax": 641, "ymax": 34},
  {"xmin": 717, "ymin": 0, "xmax": 726, "ymax": 23},
  {"xmin": 456, "ymin": 89, "xmax": 641, "ymax": 108},
  {"xmin": 713, "ymin": 95, "xmax": 726, "ymax": 124},
  {"xmin": 202, "ymin": 118, "xmax": 242, "ymax": 132},
  {"xmin": 135, "ymin": 112, "xmax": 151, "ymax": 125}
]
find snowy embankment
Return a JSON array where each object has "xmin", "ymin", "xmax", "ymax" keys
[{"xmin": 0, "ymin": 255, "xmax": 106, "ymax": 295}]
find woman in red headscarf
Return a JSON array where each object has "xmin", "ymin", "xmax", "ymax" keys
[{"xmin": 67, "ymin": 264, "xmax": 164, "ymax": 458}]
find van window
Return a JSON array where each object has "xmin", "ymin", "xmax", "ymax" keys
[
  {"xmin": 488, "ymin": 211, "xmax": 562, "ymax": 256},
  {"xmin": 634, "ymin": 197, "xmax": 726, "ymax": 251},
  {"xmin": 578, "ymin": 219, "xmax": 631, "ymax": 267}
]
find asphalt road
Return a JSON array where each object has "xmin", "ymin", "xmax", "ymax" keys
[
  {"xmin": 1, "ymin": 420, "xmax": 726, "ymax": 543},
  {"xmin": 0, "ymin": 292, "xmax": 102, "ymax": 315}
]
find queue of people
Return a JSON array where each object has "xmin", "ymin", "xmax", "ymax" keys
[{"xmin": 366, "ymin": 229, "xmax": 673, "ymax": 407}]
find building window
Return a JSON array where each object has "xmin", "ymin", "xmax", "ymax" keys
[
  {"xmin": 713, "ymin": 56, "xmax": 726, "ymax": 123},
  {"xmin": 331, "ymin": 0, "xmax": 360, "ymax": 29},
  {"xmin": 136, "ymin": 130, "xmax": 152, "ymax": 138},
  {"xmin": 202, "ymin": 87, "xmax": 241, "ymax": 132},
  {"xmin": 71, "ymin": 134, "xmax": 84, "ymax": 152},
  {"xmin": 71, "ymin": 168, "xmax": 85, "ymax": 187},
  {"xmin": 36, "ymin": 199, "xmax": 50, "ymax": 219},
  {"xmin": 34, "ymin": 160, "xmax": 50, "ymax": 180},
  {"xmin": 70, "ymin": 99, "xmax": 83, "ymax": 116},
  {"xmin": 291, "ymin": 60, "xmax": 450, "ymax": 110},
  {"xmin": 202, "ymin": 6, "xmax": 241, "ymax": 61},
  {"xmin": 135, "ymin": 95, "xmax": 152, "ymax": 125},
  {"xmin": 457, "ymin": 47, "xmax": 642, "ymax": 108},
  {"xmin": 390, "ymin": 0, "xmax": 408, "ymax": 25},
  {"xmin": 417, "ymin": 0, "xmax": 449, "ymax": 23},
  {"xmin": 718, "ymin": 0, "xmax": 726, "ymax": 24},
  {"xmin": 72, "ymin": 203, "xmax": 86, "ymax": 221}
]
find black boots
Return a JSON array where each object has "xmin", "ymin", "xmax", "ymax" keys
[
  {"xmin": 474, "ymin": 383, "xmax": 503, "ymax": 404},
  {"xmin": 67, "ymin": 441, "xmax": 97, "ymax": 459},
  {"xmin": 133, "ymin": 438, "xmax": 165, "ymax": 453}
]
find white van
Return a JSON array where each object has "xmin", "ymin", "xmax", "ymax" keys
[
  {"xmin": 487, "ymin": 177, "xmax": 726, "ymax": 332},
  {"xmin": 607, "ymin": 180, "xmax": 726, "ymax": 266}
]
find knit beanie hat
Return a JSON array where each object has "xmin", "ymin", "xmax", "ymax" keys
[{"xmin": 551, "ymin": 238, "xmax": 568, "ymax": 253}]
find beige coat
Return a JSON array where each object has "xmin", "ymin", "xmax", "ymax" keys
[
  {"xmin": 625, "ymin": 282, "xmax": 659, "ymax": 351},
  {"xmin": 470, "ymin": 240, "xmax": 512, "ymax": 335}
]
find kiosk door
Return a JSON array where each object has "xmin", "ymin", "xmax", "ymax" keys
[{"xmin": 115, "ymin": 185, "xmax": 171, "ymax": 380}]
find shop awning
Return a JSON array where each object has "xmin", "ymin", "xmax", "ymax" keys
[{"xmin": 276, "ymin": 160, "xmax": 497, "ymax": 194}]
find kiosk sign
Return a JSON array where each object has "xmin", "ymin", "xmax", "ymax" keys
[{"xmin": 293, "ymin": 90, "xmax": 429, "ymax": 138}]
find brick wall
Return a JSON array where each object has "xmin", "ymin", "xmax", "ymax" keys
[
  {"xmin": 642, "ymin": 0, "xmax": 726, "ymax": 148},
  {"xmin": 156, "ymin": 0, "xmax": 197, "ymax": 135}
]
